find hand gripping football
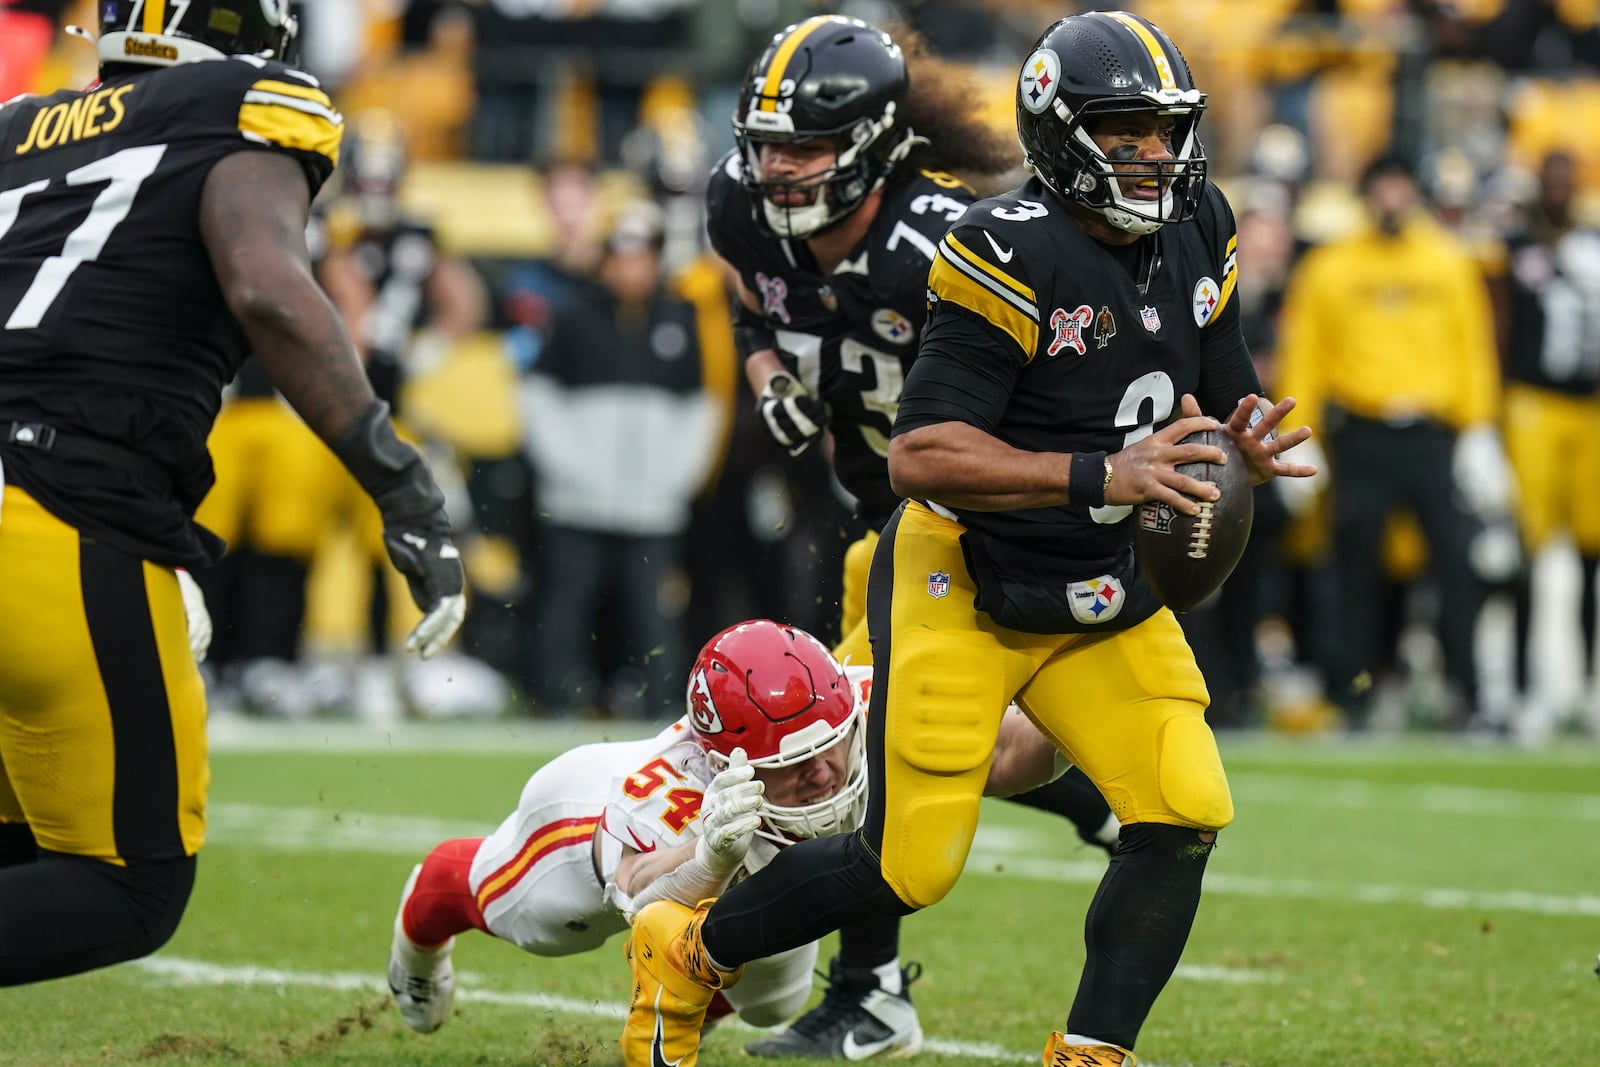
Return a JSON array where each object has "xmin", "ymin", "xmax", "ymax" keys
[{"xmin": 1133, "ymin": 429, "xmax": 1254, "ymax": 613}]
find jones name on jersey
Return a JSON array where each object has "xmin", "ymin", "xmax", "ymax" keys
[{"xmin": 0, "ymin": 55, "xmax": 340, "ymax": 566}]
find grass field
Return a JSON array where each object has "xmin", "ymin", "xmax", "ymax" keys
[{"xmin": 5, "ymin": 717, "xmax": 1599, "ymax": 1067}]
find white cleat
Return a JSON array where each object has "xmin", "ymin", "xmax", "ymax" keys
[{"xmin": 387, "ymin": 863, "xmax": 456, "ymax": 1034}]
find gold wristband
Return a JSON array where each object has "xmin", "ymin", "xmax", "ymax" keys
[{"xmin": 1102, "ymin": 457, "xmax": 1114, "ymax": 496}]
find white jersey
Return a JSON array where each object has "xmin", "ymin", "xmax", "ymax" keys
[
  {"xmin": 464, "ymin": 717, "xmax": 818, "ymax": 1028},
  {"xmin": 595, "ymin": 719, "xmax": 782, "ymax": 887}
]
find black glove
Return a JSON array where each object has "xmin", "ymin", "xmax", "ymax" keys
[
  {"xmin": 331, "ymin": 402, "xmax": 466, "ymax": 658},
  {"xmin": 757, "ymin": 373, "xmax": 830, "ymax": 456}
]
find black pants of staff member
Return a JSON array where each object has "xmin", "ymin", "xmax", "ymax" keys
[
  {"xmin": 1324, "ymin": 412, "xmax": 1483, "ymax": 726},
  {"xmin": 530, "ymin": 523, "xmax": 686, "ymax": 720}
]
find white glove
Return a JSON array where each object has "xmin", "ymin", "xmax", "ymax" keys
[
  {"xmin": 758, "ymin": 373, "xmax": 830, "ymax": 456},
  {"xmin": 175, "ymin": 568, "xmax": 212, "ymax": 664},
  {"xmin": 696, "ymin": 747, "xmax": 764, "ymax": 876},
  {"xmin": 1452, "ymin": 425, "xmax": 1517, "ymax": 518},
  {"xmin": 406, "ymin": 592, "xmax": 467, "ymax": 660},
  {"xmin": 1273, "ymin": 437, "xmax": 1327, "ymax": 518}
]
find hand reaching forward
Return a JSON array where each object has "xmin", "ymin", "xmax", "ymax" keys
[
  {"xmin": 696, "ymin": 748, "xmax": 764, "ymax": 876},
  {"xmin": 1216, "ymin": 393, "xmax": 1319, "ymax": 486}
]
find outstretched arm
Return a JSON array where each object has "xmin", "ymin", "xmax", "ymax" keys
[{"xmin": 200, "ymin": 150, "xmax": 465, "ymax": 657}]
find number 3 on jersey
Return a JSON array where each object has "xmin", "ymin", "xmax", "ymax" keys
[
  {"xmin": 0, "ymin": 144, "xmax": 167, "ymax": 331},
  {"xmin": 1091, "ymin": 370, "xmax": 1174, "ymax": 524}
]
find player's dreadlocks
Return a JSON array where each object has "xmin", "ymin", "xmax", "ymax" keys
[{"xmin": 891, "ymin": 27, "xmax": 1022, "ymax": 197}]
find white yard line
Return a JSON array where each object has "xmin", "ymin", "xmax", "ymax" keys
[
  {"xmin": 131, "ymin": 956, "xmax": 1229, "ymax": 1066},
  {"xmin": 1226, "ymin": 772, "xmax": 1600, "ymax": 822},
  {"xmin": 205, "ymin": 803, "xmax": 1600, "ymax": 918}
]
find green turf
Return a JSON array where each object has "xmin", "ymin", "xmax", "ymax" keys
[{"xmin": 5, "ymin": 726, "xmax": 1598, "ymax": 1067}]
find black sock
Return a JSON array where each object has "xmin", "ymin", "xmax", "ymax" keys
[
  {"xmin": 1066, "ymin": 823, "xmax": 1215, "ymax": 1048},
  {"xmin": 834, "ymin": 914, "xmax": 902, "ymax": 972}
]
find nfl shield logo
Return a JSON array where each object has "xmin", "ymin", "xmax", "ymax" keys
[
  {"xmin": 927, "ymin": 571, "xmax": 951, "ymax": 598},
  {"xmin": 1141, "ymin": 305, "xmax": 1161, "ymax": 333}
]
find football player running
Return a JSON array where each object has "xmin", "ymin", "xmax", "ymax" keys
[
  {"xmin": 623, "ymin": 12, "xmax": 1318, "ymax": 1067},
  {"xmin": 386, "ymin": 619, "xmax": 1061, "ymax": 1038},
  {"xmin": 707, "ymin": 15, "xmax": 1120, "ymax": 1058},
  {"xmin": 0, "ymin": 1, "xmax": 464, "ymax": 986}
]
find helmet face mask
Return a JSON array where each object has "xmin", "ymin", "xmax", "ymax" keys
[
  {"xmin": 686, "ymin": 620, "xmax": 866, "ymax": 842},
  {"xmin": 732, "ymin": 15, "xmax": 914, "ymax": 239},
  {"xmin": 98, "ymin": 0, "xmax": 298, "ymax": 70},
  {"xmin": 1017, "ymin": 12, "xmax": 1207, "ymax": 236}
]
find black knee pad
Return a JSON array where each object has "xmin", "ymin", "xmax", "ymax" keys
[
  {"xmin": 0, "ymin": 852, "xmax": 197, "ymax": 985},
  {"xmin": 1115, "ymin": 821, "xmax": 1217, "ymax": 859}
]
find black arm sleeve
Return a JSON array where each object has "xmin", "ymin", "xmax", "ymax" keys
[
  {"xmin": 1195, "ymin": 316, "xmax": 1263, "ymax": 419},
  {"xmin": 732, "ymin": 298, "xmax": 777, "ymax": 361},
  {"xmin": 893, "ymin": 303, "xmax": 1023, "ymax": 437}
]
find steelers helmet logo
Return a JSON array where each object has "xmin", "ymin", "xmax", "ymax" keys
[{"xmin": 1019, "ymin": 49, "xmax": 1061, "ymax": 115}]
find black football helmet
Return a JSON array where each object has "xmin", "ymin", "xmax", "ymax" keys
[
  {"xmin": 1016, "ymin": 11, "xmax": 1206, "ymax": 235},
  {"xmin": 98, "ymin": 0, "xmax": 297, "ymax": 69},
  {"xmin": 732, "ymin": 15, "xmax": 918, "ymax": 239}
]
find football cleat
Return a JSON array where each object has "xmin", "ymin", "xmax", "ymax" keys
[
  {"xmin": 1042, "ymin": 1032, "xmax": 1138, "ymax": 1066},
  {"xmin": 620, "ymin": 899, "xmax": 740, "ymax": 1067},
  {"xmin": 746, "ymin": 958, "xmax": 923, "ymax": 1060},
  {"xmin": 387, "ymin": 864, "xmax": 456, "ymax": 1034}
]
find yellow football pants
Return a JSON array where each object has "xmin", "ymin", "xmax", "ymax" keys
[
  {"xmin": 1505, "ymin": 383, "xmax": 1600, "ymax": 554},
  {"xmin": 867, "ymin": 502, "xmax": 1231, "ymax": 909},
  {"xmin": 0, "ymin": 488, "xmax": 207, "ymax": 862},
  {"xmin": 832, "ymin": 528, "xmax": 879, "ymax": 668}
]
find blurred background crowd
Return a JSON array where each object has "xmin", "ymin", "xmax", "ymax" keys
[{"xmin": 5, "ymin": 0, "xmax": 1599, "ymax": 743}]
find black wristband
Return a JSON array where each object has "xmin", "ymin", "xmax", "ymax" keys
[
  {"xmin": 1069, "ymin": 450, "xmax": 1109, "ymax": 508},
  {"xmin": 329, "ymin": 400, "xmax": 446, "ymax": 526}
]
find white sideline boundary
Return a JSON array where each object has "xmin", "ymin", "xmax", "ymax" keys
[
  {"xmin": 204, "ymin": 714, "xmax": 1600, "ymax": 763},
  {"xmin": 132, "ymin": 956, "xmax": 1230, "ymax": 1066}
]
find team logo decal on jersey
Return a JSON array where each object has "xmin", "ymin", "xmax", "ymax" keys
[
  {"xmin": 1193, "ymin": 276, "xmax": 1220, "ymax": 326},
  {"xmin": 928, "ymin": 571, "xmax": 951, "ymax": 598},
  {"xmin": 756, "ymin": 272, "xmax": 791, "ymax": 324},
  {"xmin": 818, "ymin": 285, "xmax": 839, "ymax": 312},
  {"xmin": 872, "ymin": 307, "xmax": 914, "ymax": 346},
  {"xmin": 687, "ymin": 669, "xmax": 724, "ymax": 734},
  {"xmin": 1068, "ymin": 576, "xmax": 1125, "ymax": 625},
  {"xmin": 1048, "ymin": 305, "xmax": 1094, "ymax": 357},
  {"xmin": 1019, "ymin": 49, "xmax": 1061, "ymax": 115},
  {"xmin": 1094, "ymin": 305, "xmax": 1116, "ymax": 349},
  {"xmin": 1141, "ymin": 305, "xmax": 1162, "ymax": 333}
]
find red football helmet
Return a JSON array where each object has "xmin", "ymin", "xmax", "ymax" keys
[{"xmin": 685, "ymin": 619, "xmax": 865, "ymax": 840}]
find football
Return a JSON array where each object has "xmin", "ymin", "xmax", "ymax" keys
[{"xmin": 1132, "ymin": 428, "xmax": 1254, "ymax": 613}]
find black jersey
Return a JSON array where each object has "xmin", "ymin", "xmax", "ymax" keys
[
  {"xmin": 0, "ymin": 56, "xmax": 340, "ymax": 566},
  {"xmin": 706, "ymin": 151, "xmax": 973, "ymax": 527},
  {"xmin": 1504, "ymin": 226, "xmax": 1600, "ymax": 396},
  {"xmin": 897, "ymin": 178, "xmax": 1260, "ymax": 634}
]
